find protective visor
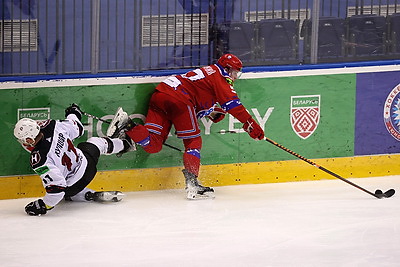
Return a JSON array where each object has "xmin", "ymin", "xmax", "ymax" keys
[{"xmin": 230, "ymin": 69, "xmax": 242, "ymax": 80}]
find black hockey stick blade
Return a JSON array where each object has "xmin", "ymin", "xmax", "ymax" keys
[{"xmin": 374, "ymin": 189, "xmax": 396, "ymax": 199}]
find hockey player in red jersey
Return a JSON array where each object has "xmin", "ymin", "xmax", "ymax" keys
[
  {"xmin": 13, "ymin": 104, "xmax": 135, "ymax": 216},
  {"xmin": 107, "ymin": 54, "xmax": 264, "ymax": 199}
]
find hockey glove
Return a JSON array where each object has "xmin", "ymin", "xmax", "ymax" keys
[
  {"xmin": 208, "ymin": 107, "xmax": 226, "ymax": 123},
  {"xmin": 243, "ymin": 118, "xmax": 264, "ymax": 140},
  {"xmin": 25, "ymin": 199, "xmax": 53, "ymax": 216},
  {"xmin": 65, "ymin": 103, "xmax": 83, "ymax": 120}
]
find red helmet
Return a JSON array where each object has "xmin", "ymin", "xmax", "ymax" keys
[{"xmin": 217, "ymin": 54, "xmax": 243, "ymax": 71}]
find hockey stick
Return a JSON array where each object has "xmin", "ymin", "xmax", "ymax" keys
[
  {"xmin": 83, "ymin": 111, "xmax": 110, "ymax": 124},
  {"xmin": 163, "ymin": 143, "xmax": 184, "ymax": 153},
  {"xmin": 264, "ymin": 136, "xmax": 395, "ymax": 199},
  {"xmin": 218, "ymin": 130, "xmax": 395, "ymax": 199},
  {"xmin": 83, "ymin": 111, "xmax": 183, "ymax": 153}
]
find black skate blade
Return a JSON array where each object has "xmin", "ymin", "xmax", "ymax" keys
[{"xmin": 374, "ymin": 189, "xmax": 395, "ymax": 199}]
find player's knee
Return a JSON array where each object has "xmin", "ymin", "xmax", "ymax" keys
[
  {"xmin": 86, "ymin": 137, "xmax": 114, "ymax": 155},
  {"xmin": 77, "ymin": 142, "xmax": 100, "ymax": 163},
  {"xmin": 127, "ymin": 125, "xmax": 148, "ymax": 143},
  {"xmin": 134, "ymin": 131, "xmax": 164, "ymax": 154},
  {"xmin": 143, "ymin": 136, "xmax": 163, "ymax": 153}
]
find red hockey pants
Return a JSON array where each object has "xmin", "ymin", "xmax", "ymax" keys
[{"xmin": 126, "ymin": 91, "xmax": 202, "ymax": 176}]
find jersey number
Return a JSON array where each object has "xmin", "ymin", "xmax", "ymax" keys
[
  {"xmin": 182, "ymin": 68, "xmax": 205, "ymax": 81},
  {"xmin": 42, "ymin": 174, "xmax": 53, "ymax": 185}
]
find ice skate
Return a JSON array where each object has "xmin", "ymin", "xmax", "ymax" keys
[
  {"xmin": 183, "ymin": 169, "xmax": 215, "ymax": 200},
  {"xmin": 85, "ymin": 191, "xmax": 125, "ymax": 202},
  {"xmin": 106, "ymin": 107, "xmax": 129, "ymax": 138}
]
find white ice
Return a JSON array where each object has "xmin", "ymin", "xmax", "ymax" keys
[{"xmin": 0, "ymin": 175, "xmax": 399, "ymax": 267}]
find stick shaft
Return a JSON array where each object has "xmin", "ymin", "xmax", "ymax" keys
[
  {"xmin": 83, "ymin": 112, "xmax": 110, "ymax": 124},
  {"xmin": 163, "ymin": 143, "xmax": 184, "ymax": 153},
  {"xmin": 263, "ymin": 137, "xmax": 378, "ymax": 198}
]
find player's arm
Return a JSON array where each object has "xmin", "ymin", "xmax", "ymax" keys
[
  {"xmin": 212, "ymin": 69, "xmax": 264, "ymax": 140},
  {"xmin": 25, "ymin": 164, "xmax": 66, "ymax": 216},
  {"xmin": 64, "ymin": 103, "xmax": 84, "ymax": 139},
  {"xmin": 220, "ymin": 98, "xmax": 265, "ymax": 140}
]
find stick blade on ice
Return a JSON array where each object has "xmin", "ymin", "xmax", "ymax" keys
[{"xmin": 374, "ymin": 189, "xmax": 395, "ymax": 198}]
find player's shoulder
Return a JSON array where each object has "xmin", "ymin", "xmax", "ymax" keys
[
  {"xmin": 202, "ymin": 64, "xmax": 229, "ymax": 79},
  {"xmin": 30, "ymin": 120, "xmax": 57, "ymax": 169},
  {"xmin": 38, "ymin": 119, "xmax": 55, "ymax": 134},
  {"xmin": 200, "ymin": 64, "xmax": 219, "ymax": 75},
  {"xmin": 38, "ymin": 119, "xmax": 53, "ymax": 128},
  {"xmin": 30, "ymin": 140, "xmax": 51, "ymax": 169}
]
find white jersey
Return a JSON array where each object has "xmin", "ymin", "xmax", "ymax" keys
[{"xmin": 30, "ymin": 114, "xmax": 87, "ymax": 207}]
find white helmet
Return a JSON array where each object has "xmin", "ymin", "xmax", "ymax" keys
[{"xmin": 14, "ymin": 118, "xmax": 40, "ymax": 145}]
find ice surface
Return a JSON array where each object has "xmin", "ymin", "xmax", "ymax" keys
[{"xmin": 0, "ymin": 176, "xmax": 399, "ymax": 267}]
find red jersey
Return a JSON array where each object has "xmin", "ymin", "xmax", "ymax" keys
[{"xmin": 155, "ymin": 64, "xmax": 251, "ymax": 123}]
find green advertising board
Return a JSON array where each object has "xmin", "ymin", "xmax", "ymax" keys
[
  {"xmin": 0, "ymin": 73, "xmax": 355, "ymax": 177},
  {"xmin": 231, "ymin": 74, "xmax": 356, "ymax": 161}
]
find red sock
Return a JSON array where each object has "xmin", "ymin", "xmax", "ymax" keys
[{"xmin": 183, "ymin": 151, "xmax": 200, "ymax": 176}]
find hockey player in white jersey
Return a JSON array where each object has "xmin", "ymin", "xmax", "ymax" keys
[{"xmin": 13, "ymin": 104, "xmax": 135, "ymax": 216}]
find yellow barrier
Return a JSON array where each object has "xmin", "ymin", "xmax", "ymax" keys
[{"xmin": 1, "ymin": 154, "xmax": 399, "ymax": 200}]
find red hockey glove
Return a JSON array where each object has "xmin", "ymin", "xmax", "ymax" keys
[
  {"xmin": 243, "ymin": 118, "xmax": 264, "ymax": 140},
  {"xmin": 208, "ymin": 107, "xmax": 226, "ymax": 123}
]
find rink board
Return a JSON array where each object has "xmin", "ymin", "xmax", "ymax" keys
[
  {"xmin": 1, "ymin": 154, "xmax": 398, "ymax": 200},
  {"xmin": 0, "ymin": 74, "xmax": 356, "ymax": 176},
  {"xmin": 2, "ymin": 65, "xmax": 400, "ymax": 199}
]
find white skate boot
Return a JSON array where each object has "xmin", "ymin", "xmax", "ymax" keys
[
  {"xmin": 107, "ymin": 107, "xmax": 129, "ymax": 138},
  {"xmin": 183, "ymin": 169, "xmax": 215, "ymax": 200}
]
